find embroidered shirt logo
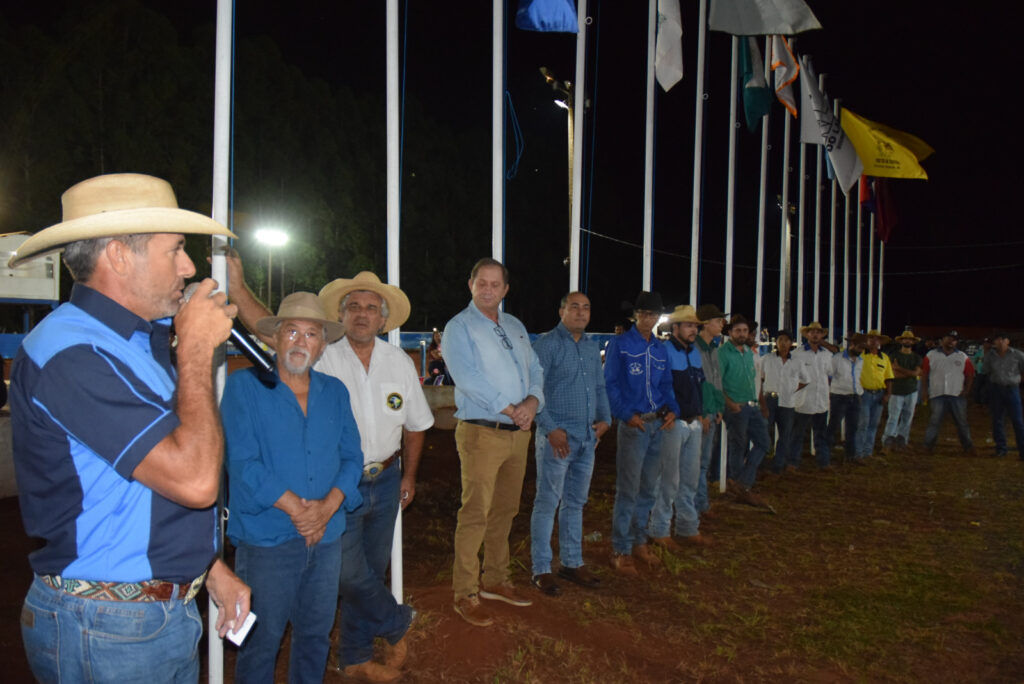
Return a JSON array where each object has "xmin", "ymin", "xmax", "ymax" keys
[
  {"xmin": 386, "ymin": 392, "xmax": 404, "ymax": 410},
  {"xmin": 628, "ymin": 362, "xmax": 643, "ymax": 376}
]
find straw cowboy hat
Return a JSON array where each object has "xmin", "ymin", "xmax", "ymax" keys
[
  {"xmin": 8, "ymin": 173, "xmax": 236, "ymax": 268},
  {"xmin": 318, "ymin": 271, "xmax": 411, "ymax": 332},
  {"xmin": 865, "ymin": 329, "xmax": 891, "ymax": 344},
  {"xmin": 664, "ymin": 304, "xmax": 702, "ymax": 324},
  {"xmin": 893, "ymin": 330, "xmax": 920, "ymax": 343},
  {"xmin": 845, "ymin": 332, "xmax": 869, "ymax": 346},
  {"xmin": 799, "ymin": 321, "xmax": 829, "ymax": 336},
  {"xmin": 255, "ymin": 292, "xmax": 345, "ymax": 343}
]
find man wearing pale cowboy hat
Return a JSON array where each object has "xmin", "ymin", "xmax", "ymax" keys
[
  {"xmin": 649, "ymin": 304, "xmax": 712, "ymax": 550},
  {"xmin": 921, "ymin": 331, "xmax": 977, "ymax": 457},
  {"xmin": 855, "ymin": 330, "xmax": 895, "ymax": 461},
  {"xmin": 694, "ymin": 303, "xmax": 728, "ymax": 516},
  {"xmin": 528, "ymin": 292, "xmax": 611, "ymax": 597},
  {"xmin": 221, "ymin": 293, "xmax": 364, "ymax": 683},
  {"xmin": 227, "ymin": 262, "xmax": 432, "ymax": 681},
  {"xmin": 791, "ymin": 321, "xmax": 834, "ymax": 470},
  {"xmin": 882, "ymin": 330, "xmax": 923, "ymax": 450},
  {"xmin": 826, "ymin": 333, "xmax": 867, "ymax": 467},
  {"xmin": 8, "ymin": 173, "xmax": 250, "ymax": 681},
  {"xmin": 443, "ymin": 258, "xmax": 544, "ymax": 626},
  {"xmin": 604, "ymin": 291, "xmax": 679, "ymax": 575}
]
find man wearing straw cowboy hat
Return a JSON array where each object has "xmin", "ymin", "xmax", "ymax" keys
[
  {"xmin": 649, "ymin": 304, "xmax": 711, "ymax": 549},
  {"xmin": 882, "ymin": 330, "xmax": 923, "ymax": 450},
  {"xmin": 8, "ymin": 173, "xmax": 250, "ymax": 682},
  {"xmin": 221, "ymin": 292, "xmax": 363, "ymax": 684},
  {"xmin": 855, "ymin": 330, "xmax": 895, "ymax": 462},
  {"xmin": 226, "ymin": 263, "xmax": 432, "ymax": 681},
  {"xmin": 791, "ymin": 321, "xmax": 834, "ymax": 470}
]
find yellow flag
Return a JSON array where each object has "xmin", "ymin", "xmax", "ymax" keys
[{"xmin": 840, "ymin": 108, "xmax": 934, "ymax": 180}]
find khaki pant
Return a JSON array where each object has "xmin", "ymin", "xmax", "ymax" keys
[{"xmin": 452, "ymin": 421, "xmax": 530, "ymax": 599}]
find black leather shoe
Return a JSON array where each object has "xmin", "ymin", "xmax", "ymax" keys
[
  {"xmin": 557, "ymin": 565, "xmax": 601, "ymax": 588},
  {"xmin": 531, "ymin": 573, "xmax": 561, "ymax": 596}
]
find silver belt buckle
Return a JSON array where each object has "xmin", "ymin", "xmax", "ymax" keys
[{"xmin": 363, "ymin": 462, "xmax": 385, "ymax": 479}]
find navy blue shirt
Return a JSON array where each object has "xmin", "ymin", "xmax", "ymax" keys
[
  {"xmin": 222, "ymin": 367, "xmax": 364, "ymax": 547},
  {"xmin": 10, "ymin": 284, "xmax": 217, "ymax": 583}
]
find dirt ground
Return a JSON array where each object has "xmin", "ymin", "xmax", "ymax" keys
[{"xmin": 3, "ymin": 400, "xmax": 1024, "ymax": 683}]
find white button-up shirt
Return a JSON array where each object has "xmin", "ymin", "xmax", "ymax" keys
[
  {"xmin": 830, "ymin": 351, "xmax": 864, "ymax": 396},
  {"xmin": 316, "ymin": 337, "xmax": 434, "ymax": 465},
  {"xmin": 791, "ymin": 344, "xmax": 832, "ymax": 414},
  {"xmin": 761, "ymin": 353, "xmax": 810, "ymax": 408}
]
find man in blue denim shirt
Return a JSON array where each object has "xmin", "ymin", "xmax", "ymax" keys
[
  {"xmin": 529, "ymin": 292, "xmax": 611, "ymax": 597},
  {"xmin": 604, "ymin": 291, "xmax": 679, "ymax": 576},
  {"xmin": 444, "ymin": 258, "xmax": 545, "ymax": 627}
]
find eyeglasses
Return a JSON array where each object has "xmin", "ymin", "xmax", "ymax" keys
[
  {"xmin": 284, "ymin": 329, "xmax": 322, "ymax": 342},
  {"xmin": 493, "ymin": 325, "xmax": 513, "ymax": 350}
]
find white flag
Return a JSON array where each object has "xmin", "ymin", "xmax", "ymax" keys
[
  {"xmin": 798, "ymin": 55, "xmax": 862, "ymax": 195},
  {"xmin": 709, "ymin": 0, "xmax": 821, "ymax": 36},
  {"xmin": 656, "ymin": 0, "xmax": 684, "ymax": 91},
  {"xmin": 771, "ymin": 35, "xmax": 798, "ymax": 117}
]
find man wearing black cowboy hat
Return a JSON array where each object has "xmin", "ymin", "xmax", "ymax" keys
[{"xmin": 604, "ymin": 291, "xmax": 679, "ymax": 575}]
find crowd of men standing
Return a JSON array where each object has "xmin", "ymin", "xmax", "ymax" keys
[{"xmin": 9, "ymin": 172, "xmax": 1024, "ymax": 683}]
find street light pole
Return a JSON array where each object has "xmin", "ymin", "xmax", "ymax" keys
[
  {"xmin": 541, "ymin": 67, "xmax": 575, "ymax": 266},
  {"xmin": 254, "ymin": 227, "xmax": 289, "ymax": 312}
]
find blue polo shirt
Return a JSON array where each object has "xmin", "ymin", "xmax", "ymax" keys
[
  {"xmin": 10, "ymin": 284, "xmax": 217, "ymax": 583},
  {"xmin": 221, "ymin": 367, "xmax": 364, "ymax": 547},
  {"xmin": 532, "ymin": 322, "xmax": 611, "ymax": 442}
]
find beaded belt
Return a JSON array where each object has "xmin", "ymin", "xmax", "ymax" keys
[{"xmin": 39, "ymin": 570, "xmax": 207, "ymax": 604}]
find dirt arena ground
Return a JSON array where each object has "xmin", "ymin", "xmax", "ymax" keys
[{"xmin": 3, "ymin": 400, "xmax": 1023, "ymax": 682}]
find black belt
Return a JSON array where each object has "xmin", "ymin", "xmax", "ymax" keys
[{"xmin": 461, "ymin": 418, "xmax": 520, "ymax": 431}]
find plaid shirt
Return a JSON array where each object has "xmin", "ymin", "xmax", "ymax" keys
[{"xmin": 533, "ymin": 323, "xmax": 611, "ymax": 441}]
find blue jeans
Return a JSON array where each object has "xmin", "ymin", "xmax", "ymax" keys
[
  {"xmin": 791, "ymin": 411, "xmax": 829, "ymax": 468},
  {"xmin": 764, "ymin": 397, "xmax": 796, "ymax": 471},
  {"xmin": 235, "ymin": 536, "xmax": 343, "ymax": 684},
  {"xmin": 695, "ymin": 418, "xmax": 719, "ymax": 513},
  {"xmin": 924, "ymin": 395, "xmax": 972, "ymax": 450},
  {"xmin": 856, "ymin": 389, "xmax": 887, "ymax": 458},
  {"xmin": 827, "ymin": 394, "xmax": 860, "ymax": 463},
  {"xmin": 338, "ymin": 464, "xmax": 412, "ymax": 667},
  {"xmin": 531, "ymin": 428, "xmax": 597, "ymax": 574},
  {"xmin": 723, "ymin": 404, "xmax": 769, "ymax": 488},
  {"xmin": 989, "ymin": 384, "xmax": 1024, "ymax": 454},
  {"xmin": 883, "ymin": 392, "xmax": 918, "ymax": 442},
  {"xmin": 650, "ymin": 419, "xmax": 703, "ymax": 537},
  {"xmin": 612, "ymin": 419, "xmax": 665, "ymax": 554},
  {"xmin": 22, "ymin": 574, "xmax": 203, "ymax": 684}
]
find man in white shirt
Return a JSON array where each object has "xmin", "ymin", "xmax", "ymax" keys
[
  {"xmin": 791, "ymin": 322, "xmax": 834, "ymax": 470},
  {"xmin": 759, "ymin": 330, "xmax": 808, "ymax": 473},
  {"xmin": 826, "ymin": 334, "xmax": 866, "ymax": 469},
  {"xmin": 227, "ymin": 257, "xmax": 433, "ymax": 683}
]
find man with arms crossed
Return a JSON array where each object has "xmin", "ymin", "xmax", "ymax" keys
[
  {"xmin": 222, "ymin": 293, "xmax": 363, "ymax": 683},
  {"xmin": 10, "ymin": 173, "xmax": 250, "ymax": 683},
  {"xmin": 444, "ymin": 258, "xmax": 544, "ymax": 626},
  {"xmin": 529, "ymin": 292, "xmax": 610, "ymax": 596},
  {"xmin": 882, "ymin": 330, "xmax": 923, "ymax": 450}
]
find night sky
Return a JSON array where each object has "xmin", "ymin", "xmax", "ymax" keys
[{"xmin": 5, "ymin": 1, "xmax": 1019, "ymax": 335}]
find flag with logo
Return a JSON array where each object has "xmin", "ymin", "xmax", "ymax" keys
[
  {"xmin": 740, "ymin": 37, "xmax": 773, "ymax": 131},
  {"xmin": 770, "ymin": 35, "xmax": 798, "ymax": 117},
  {"xmin": 656, "ymin": 0, "xmax": 684, "ymax": 91},
  {"xmin": 799, "ymin": 55, "xmax": 862, "ymax": 194},
  {"xmin": 840, "ymin": 108, "xmax": 933, "ymax": 180}
]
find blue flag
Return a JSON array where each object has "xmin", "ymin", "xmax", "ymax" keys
[{"xmin": 515, "ymin": 0, "xmax": 578, "ymax": 33}]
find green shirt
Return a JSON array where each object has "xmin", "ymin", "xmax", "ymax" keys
[
  {"xmin": 696, "ymin": 335, "xmax": 725, "ymax": 414},
  {"xmin": 891, "ymin": 350, "xmax": 923, "ymax": 396},
  {"xmin": 716, "ymin": 341, "xmax": 757, "ymax": 403}
]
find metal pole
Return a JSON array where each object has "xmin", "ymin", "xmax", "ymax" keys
[
  {"xmin": 855, "ymin": 176, "xmax": 862, "ymax": 333},
  {"xmin": 754, "ymin": 36, "xmax": 770, "ymax": 327},
  {"xmin": 642, "ymin": 0, "xmax": 656, "ymax": 290},
  {"xmin": 778, "ymin": 111, "xmax": 791, "ymax": 331},
  {"xmin": 813, "ymin": 74, "xmax": 825, "ymax": 324},
  {"xmin": 867, "ymin": 212, "xmax": 875, "ymax": 329},
  {"xmin": 796, "ymin": 141, "xmax": 805, "ymax": 333},
  {"xmin": 569, "ymin": 0, "xmax": 587, "ymax": 291},
  {"xmin": 267, "ymin": 249, "xmax": 273, "ymax": 312},
  {"xmin": 492, "ymin": 0, "xmax": 504, "ymax": 264},
  {"xmin": 877, "ymin": 240, "xmax": 885, "ymax": 330},
  {"xmin": 721, "ymin": 36, "xmax": 739, "ymax": 493},
  {"xmin": 689, "ymin": 0, "xmax": 708, "ymax": 302}
]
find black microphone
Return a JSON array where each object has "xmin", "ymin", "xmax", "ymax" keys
[{"xmin": 182, "ymin": 283, "xmax": 277, "ymax": 377}]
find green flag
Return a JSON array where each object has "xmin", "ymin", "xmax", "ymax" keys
[{"xmin": 740, "ymin": 37, "xmax": 773, "ymax": 131}]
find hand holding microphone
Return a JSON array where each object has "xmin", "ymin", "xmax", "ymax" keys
[{"xmin": 180, "ymin": 280, "xmax": 276, "ymax": 376}]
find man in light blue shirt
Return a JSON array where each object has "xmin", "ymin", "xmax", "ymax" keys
[
  {"xmin": 529, "ymin": 292, "xmax": 610, "ymax": 597},
  {"xmin": 444, "ymin": 258, "xmax": 545, "ymax": 627}
]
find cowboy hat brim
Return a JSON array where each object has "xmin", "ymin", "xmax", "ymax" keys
[
  {"xmin": 318, "ymin": 275, "xmax": 411, "ymax": 332},
  {"xmin": 8, "ymin": 207, "xmax": 236, "ymax": 268}
]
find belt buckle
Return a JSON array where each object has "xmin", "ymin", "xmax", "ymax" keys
[
  {"xmin": 183, "ymin": 571, "xmax": 207, "ymax": 604},
  {"xmin": 363, "ymin": 462, "xmax": 384, "ymax": 479}
]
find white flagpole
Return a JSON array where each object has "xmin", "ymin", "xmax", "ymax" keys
[
  {"xmin": 754, "ymin": 36, "xmax": 770, "ymax": 326},
  {"xmin": 877, "ymin": 240, "xmax": 885, "ymax": 330},
  {"xmin": 855, "ymin": 176, "xmax": 862, "ymax": 333},
  {"xmin": 689, "ymin": 0, "xmax": 708, "ymax": 302},
  {"xmin": 492, "ymin": 0, "xmax": 504, "ymax": 264},
  {"xmin": 569, "ymin": 0, "xmax": 588, "ymax": 291},
  {"xmin": 385, "ymin": 0, "xmax": 404, "ymax": 604},
  {"xmin": 209, "ymin": 1, "xmax": 232, "ymax": 680},
  {"xmin": 642, "ymin": 0, "xmax": 656, "ymax": 290},
  {"xmin": 842, "ymin": 182, "xmax": 850, "ymax": 341},
  {"xmin": 829, "ymin": 98, "xmax": 839, "ymax": 342},
  {"xmin": 796, "ymin": 137, "xmax": 805, "ymax": 334},
  {"xmin": 778, "ymin": 109, "xmax": 791, "ymax": 332},
  {"xmin": 867, "ymin": 212, "xmax": 875, "ymax": 330},
  {"xmin": 813, "ymin": 73, "xmax": 825, "ymax": 325},
  {"xmin": 721, "ymin": 36, "xmax": 739, "ymax": 493}
]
